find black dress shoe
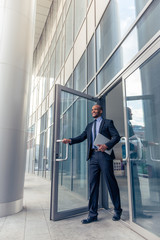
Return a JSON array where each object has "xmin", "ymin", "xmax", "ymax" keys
[
  {"xmin": 112, "ymin": 212, "xmax": 122, "ymax": 221},
  {"xmin": 81, "ymin": 216, "xmax": 98, "ymax": 224}
]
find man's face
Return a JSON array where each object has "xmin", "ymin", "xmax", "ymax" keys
[{"xmin": 91, "ymin": 105, "xmax": 102, "ymax": 119}]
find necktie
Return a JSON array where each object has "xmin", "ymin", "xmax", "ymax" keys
[{"xmin": 93, "ymin": 119, "xmax": 97, "ymax": 141}]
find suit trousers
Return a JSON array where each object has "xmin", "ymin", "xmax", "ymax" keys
[{"xmin": 88, "ymin": 151, "xmax": 121, "ymax": 217}]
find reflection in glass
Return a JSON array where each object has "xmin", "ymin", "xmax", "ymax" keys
[
  {"xmin": 26, "ymin": 139, "xmax": 35, "ymax": 173},
  {"xmin": 55, "ymin": 34, "xmax": 62, "ymax": 78},
  {"xmin": 74, "ymin": 0, "xmax": 86, "ymax": 38},
  {"xmin": 65, "ymin": 1, "xmax": 73, "ymax": 58},
  {"xmin": 38, "ymin": 132, "xmax": 45, "ymax": 175},
  {"xmin": 96, "ymin": 0, "xmax": 147, "ymax": 70},
  {"xmin": 87, "ymin": 80, "xmax": 96, "ymax": 97},
  {"xmin": 46, "ymin": 126, "xmax": 53, "ymax": 179},
  {"xmin": 87, "ymin": 36, "xmax": 95, "ymax": 82},
  {"xmin": 50, "ymin": 51, "xmax": 55, "ymax": 89},
  {"xmin": 35, "ymin": 135, "xmax": 40, "ymax": 171},
  {"xmin": 57, "ymin": 91, "xmax": 96, "ymax": 212},
  {"xmin": 125, "ymin": 49, "xmax": 160, "ymax": 237},
  {"xmin": 66, "ymin": 74, "xmax": 73, "ymax": 89},
  {"xmin": 48, "ymin": 105, "xmax": 53, "ymax": 127},
  {"xmin": 96, "ymin": 0, "xmax": 160, "ymax": 94},
  {"xmin": 40, "ymin": 113, "xmax": 47, "ymax": 132},
  {"xmin": 73, "ymin": 52, "xmax": 86, "ymax": 92},
  {"xmin": 97, "ymin": 48, "xmax": 123, "ymax": 93}
]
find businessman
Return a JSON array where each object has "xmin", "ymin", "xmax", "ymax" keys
[{"xmin": 62, "ymin": 104, "xmax": 122, "ymax": 224}]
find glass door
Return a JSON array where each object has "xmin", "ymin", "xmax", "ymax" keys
[
  {"xmin": 124, "ymin": 48, "xmax": 160, "ymax": 239},
  {"xmin": 50, "ymin": 84, "xmax": 98, "ymax": 221}
]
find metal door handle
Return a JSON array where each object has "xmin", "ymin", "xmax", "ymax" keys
[
  {"xmin": 121, "ymin": 137, "xmax": 128, "ymax": 161},
  {"xmin": 56, "ymin": 140, "xmax": 69, "ymax": 161},
  {"xmin": 149, "ymin": 143, "xmax": 160, "ymax": 162}
]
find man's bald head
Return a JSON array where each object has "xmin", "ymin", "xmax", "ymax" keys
[{"xmin": 91, "ymin": 105, "xmax": 103, "ymax": 119}]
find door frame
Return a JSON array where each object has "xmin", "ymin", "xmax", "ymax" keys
[
  {"xmin": 50, "ymin": 84, "xmax": 98, "ymax": 221},
  {"xmin": 121, "ymin": 36, "xmax": 160, "ymax": 240}
]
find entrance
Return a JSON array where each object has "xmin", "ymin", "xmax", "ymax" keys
[
  {"xmin": 101, "ymin": 47, "xmax": 160, "ymax": 240},
  {"xmin": 102, "ymin": 81, "xmax": 129, "ymax": 221},
  {"xmin": 50, "ymin": 39, "xmax": 160, "ymax": 240},
  {"xmin": 50, "ymin": 84, "xmax": 98, "ymax": 220},
  {"xmin": 124, "ymin": 48, "xmax": 160, "ymax": 239}
]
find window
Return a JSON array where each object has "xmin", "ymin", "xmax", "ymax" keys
[{"xmin": 73, "ymin": 52, "xmax": 86, "ymax": 92}]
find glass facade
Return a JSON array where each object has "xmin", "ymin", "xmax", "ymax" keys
[
  {"xmin": 97, "ymin": 0, "xmax": 160, "ymax": 94},
  {"xmin": 96, "ymin": 0, "xmax": 148, "ymax": 70},
  {"xmin": 27, "ymin": 0, "xmax": 160, "ymax": 238}
]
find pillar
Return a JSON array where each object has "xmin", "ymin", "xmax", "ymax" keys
[{"xmin": 0, "ymin": 0, "xmax": 36, "ymax": 217}]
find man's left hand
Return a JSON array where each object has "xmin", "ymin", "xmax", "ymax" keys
[{"xmin": 97, "ymin": 144, "xmax": 108, "ymax": 152}]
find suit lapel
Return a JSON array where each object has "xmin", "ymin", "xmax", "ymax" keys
[
  {"xmin": 88, "ymin": 122, "xmax": 93, "ymax": 141},
  {"xmin": 99, "ymin": 119, "xmax": 105, "ymax": 133}
]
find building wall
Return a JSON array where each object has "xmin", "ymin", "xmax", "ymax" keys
[
  {"xmin": 26, "ymin": 1, "xmax": 160, "ymax": 238},
  {"xmin": 27, "ymin": 0, "xmax": 160, "ymax": 179}
]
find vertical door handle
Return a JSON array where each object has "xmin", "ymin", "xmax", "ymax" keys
[
  {"xmin": 56, "ymin": 140, "xmax": 69, "ymax": 161},
  {"xmin": 121, "ymin": 137, "xmax": 128, "ymax": 161}
]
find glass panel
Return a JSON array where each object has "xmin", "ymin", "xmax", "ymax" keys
[
  {"xmin": 87, "ymin": 80, "xmax": 96, "ymax": 96},
  {"xmin": 57, "ymin": 90, "xmax": 96, "ymax": 212},
  {"xmin": 65, "ymin": 0, "xmax": 72, "ymax": 15},
  {"xmin": 97, "ymin": 48, "xmax": 123, "ymax": 93},
  {"xmin": 97, "ymin": 0, "xmax": 160, "ymax": 94},
  {"xmin": 46, "ymin": 126, "xmax": 53, "ymax": 180},
  {"xmin": 48, "ymin": 105, "xmax": 53, "ymax": 126},
  {"xmin": 26, "ymin": 139, "xmax": 35, "ymax": 173},
  {"xmin": 40, "ymin": 113, "xmax": 47, "ymax": 132},
  {"xmin": 38, "ymin": 132, "xmax": 45, "ymax": 176},
  {"xmin": 87, "ymin": 36, "xmax": 95, "ymax": 83},
  {"xmin": 65, "ymin": 0, "xmax": 73, "ymax": 58},
  {"xmin": 50, "ymin": 51, "xmax": 55, "ymax": 89},
  {"xmin": 66, "ymin": 74, "xmax": 73, "ymax": 88},
  {"xmin": 74, "ymin": 0, "xmax": 86, "ymax": 38},
  {"xmin": 35, "ymin": 135, "xmax": 40, "ymax": 172},
  {"xmin": 56, "ymin": 16, "xmax": 62, "ymax": 39},
  {"xmin": 87, "ymin": 0, "xmax": 91, "ymax": 7},
  {"xmin": 73, "ymin": 52, "xmax": 86, "ymax": 92},
  {"xmin": 96, "ymin": 0, "xmax": 149, "ymax": 70},
  {"xmin": 125, "ymin": 49, "xmax": 160, "ymax": 237},
  {"xmin": 55, "ymin": 34, "xmax": 62, "ymax": 78},
  {"xmin": 136, "ymin": 0, "xmax": 160, "ymax": 50}
]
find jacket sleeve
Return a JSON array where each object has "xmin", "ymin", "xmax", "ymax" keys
[
  {"xmin": 69, "ymin": 126, "xmax": 88, "ymax": 145},
  {"xmin": 105, "ymin": 120, "xmax": 120, "ymax": 150}
]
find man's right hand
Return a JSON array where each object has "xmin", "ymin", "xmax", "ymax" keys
[{"xmin": 62, "ymin": 138, "xmax": 71, "ymax": 144}]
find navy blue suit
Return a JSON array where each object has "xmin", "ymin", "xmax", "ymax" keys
[{"xmin": 70, "ymin": 118, "xmax": 122, "ymax": 217}]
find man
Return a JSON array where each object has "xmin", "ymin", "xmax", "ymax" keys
[{"xmin": 62, "ymin": 104, "xmax": 122, "ymax": 224}]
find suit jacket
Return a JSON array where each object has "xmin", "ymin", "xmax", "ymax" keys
[{"xmin": 70, "ymin": 118, "xmax": 120, "ymax": 160}]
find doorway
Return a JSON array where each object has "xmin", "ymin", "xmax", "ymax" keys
[
  {"xmin": 100, "ymin": 81, "xmax": 129, "ymax": 221},
  {"xmin": 50, "ymin": 84, "xmax": 98, "ymax": 220}
]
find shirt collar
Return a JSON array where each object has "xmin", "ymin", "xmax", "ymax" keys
[{"xmin": 95, "ymin": 116, "xmax": 102, "ymax": 122}]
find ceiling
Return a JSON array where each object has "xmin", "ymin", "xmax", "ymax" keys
[{"xmin": 34, "ymin": 0, "xmax": 53, "ymax": 49}]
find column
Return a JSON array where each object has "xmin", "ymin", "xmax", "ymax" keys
[{"xmin": 0, "ymin": 0, "xmax": 36, "ymax": 217}]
